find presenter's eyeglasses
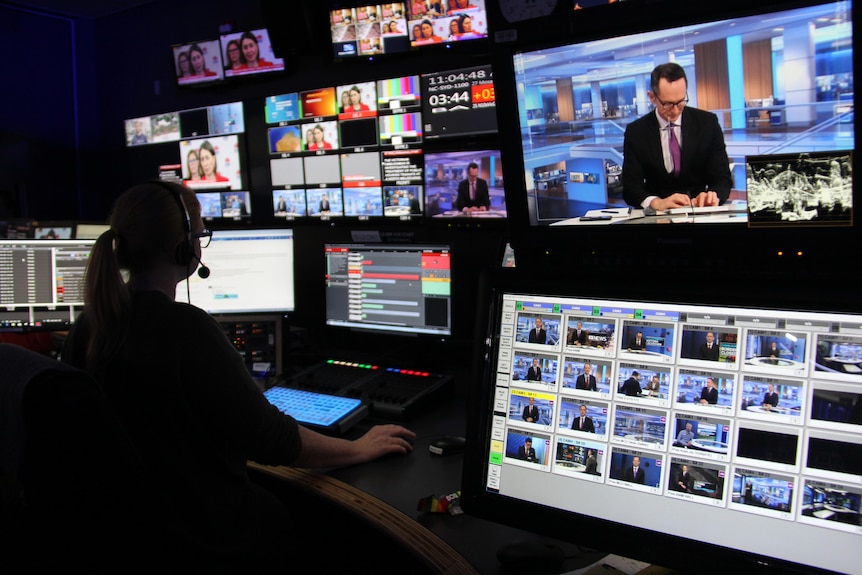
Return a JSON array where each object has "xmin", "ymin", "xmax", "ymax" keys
[
  {"xmin": 192, "ymin": 229, "xmax": 212, "ymax": 248},
  {"xmin": 656, "ymin": 95, "xmax": 689, "ymax": 111}
]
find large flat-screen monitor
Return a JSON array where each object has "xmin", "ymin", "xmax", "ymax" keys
[
  {"xmin": 462, "ymin": 266, "xmax": 862, "ymax": 575},
  {"xmin": 324, "ymin": 243, "xmax": 452, "ymax": 337},
  {"xmin": 493, "ymin": 0, "xmax": 855, "ymax": 261},
  {"xmin": 175, "ymin": 229, "xmax": 295, "ymax": 315},
  {"xmin": 0, "ymin": 238, "xmax": 95, "ymax": 331}
]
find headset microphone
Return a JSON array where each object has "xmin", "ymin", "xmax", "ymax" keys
[{"xmin": 192, "ymin": 254, "xmax": 211, "ymax": 279}]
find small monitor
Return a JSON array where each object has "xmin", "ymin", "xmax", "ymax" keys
[
  {"xmin": 0, "ymin": 238, "xmax": 95, "ymax": 331},
  {"xmin": 220, "ymin": 29, "xmax": 285, "ymax": 79},
  {"xmin": 172, "ymin": 39, "xmax": 224, "ymax": 87},
  {"xmin": 324, "ymin": 243, "xmax": 452, "ymax": 337},
  {"xmin": 176, "ymin": 229, "xmax": 295, "ymax": 315},
  {"xmin": 180, "ymin": 135, "xmax": 244, "ymax": 191},
  {"xmin": 424, "ymin": 148, "xmax": 506, "ymax": 217},
  {"xmin": 420, "ymin": 64, "xmax": 497, "ymax": 139},
  {"xmin": 75, "ymin": 223, "xmax": 110, "ymax": 240}
]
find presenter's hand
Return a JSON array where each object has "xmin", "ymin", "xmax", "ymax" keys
[
  {"xmin": 692, "ymin": 190, "xmax": 719, "ymax": 207},
  {"xmin": 650, "ymin": 193, "xmax": 694, "ymax": 210}
]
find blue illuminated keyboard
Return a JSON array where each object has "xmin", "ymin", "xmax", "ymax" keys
[{"xmin": 263, "ymin": 386, "xmax": 369, "ymax": 435}]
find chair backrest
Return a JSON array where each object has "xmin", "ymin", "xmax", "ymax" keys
[{"xmin": 0, "ymin": 343, "xmax": 166, "ymax": 570}]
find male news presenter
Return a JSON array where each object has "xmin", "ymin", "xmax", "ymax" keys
[
  {"xmin": 622, "ymin": 63, "xmax": 732, "ymax": 210},
  {"xmin": 455, "ymin": 161, "xmax": 490, "ymax": 212}
]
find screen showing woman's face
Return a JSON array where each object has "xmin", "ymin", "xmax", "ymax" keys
[{"xmin": 241, "ymin": 38, "xmax": 259, "ymax": 63}]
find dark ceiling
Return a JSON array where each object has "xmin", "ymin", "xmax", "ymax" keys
[{"xmin": 4, "ymin": 0, "xmax": 158, "ymax": 18}]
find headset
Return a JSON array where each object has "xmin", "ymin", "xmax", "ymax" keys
[{"xmin": 150, "ymin": 179, "xmax": 210, "ymax": 277}]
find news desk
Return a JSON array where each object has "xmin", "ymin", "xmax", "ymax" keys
[
  {"xmin": 249, "ymin": 389, "xmax": 675, "ymax": 575},
  {"xmin": 550, "ymin": 203, "xmax": 749, "ymax": 226}
]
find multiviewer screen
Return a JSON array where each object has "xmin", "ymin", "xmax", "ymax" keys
[
  {"xmin": 0, "ymin": 239, "xmax": 95, "ymax": 331},
  {"xmin": 471, "ymin": 285, "xmax": 862, "ymax": 575},
  {"xmin": 324, "ymin": 243, "xmax": 452, "ymax": 336}
]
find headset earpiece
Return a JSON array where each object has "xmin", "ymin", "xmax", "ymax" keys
[{"xmin": 150, "ymin": 180, "xmax": 194, "ymax": 267}]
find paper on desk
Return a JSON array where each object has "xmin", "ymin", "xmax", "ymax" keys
[{"xmin": 584, "ymin": 207, "xmax": 631, "ymax": 218}]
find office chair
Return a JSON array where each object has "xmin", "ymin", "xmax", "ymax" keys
[{"xmin": 0, "ymin": 343, "xmax": 168, "ymax": 572}]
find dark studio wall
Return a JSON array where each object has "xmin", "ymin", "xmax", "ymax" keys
[{"xmin": 0, "ymin": 5, "xmax": 80, "ymax": 219}]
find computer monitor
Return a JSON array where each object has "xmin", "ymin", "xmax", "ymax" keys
[
  {"xmin": 0, "ymin": 238, "xmax": 95, "ymax": 331},
  {"xmin": 461, "ymin": 266, "xmax": 862, "ymax": 575},
  {"xmin": 492, "ymin": 0, "xmax": 856, "ymax": 264},
  {"xmin": 175, "ymin": 229, "xmax": 295, "ymax": 315},
  {"xmin": 74, "ymin": 223, "xmax": 110, "ymax": 240},
  {"xmin": 323, "ymin": 243, "xmax": 452, "ymax": 337}
]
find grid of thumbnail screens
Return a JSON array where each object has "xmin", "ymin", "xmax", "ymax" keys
[
  {"xmin": 124, "ymin": 102, "xmax": 252, "ymax": 221},
  {"xmin": 266, "ymin": 64, "xmax": 504, "ymax": 219},
  {"xmin": 491, "ymin": 294, "xmax": 862, "ymax": 535},
  {"xmin": 330, "ymin": 1, "xmax": 488, "ymax": 58}
]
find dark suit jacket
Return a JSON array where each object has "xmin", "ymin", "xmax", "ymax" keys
[
  {"xmin": 528, "ymin": 328, "xmax": 547, "ymax": 344},
  {"xmin": 572, "ymin": 415, "xmax": 595, "ymax": 433},
  {"xmin": 624, "ymin": 466, "xmax": 645, "ymax": 484},
  {"xmin": 622, "ymin": 107, "xmax": 732, "ymax": 208},
  {"xmin": 576, "ymin": 374, "xmax": 597, "ymax": 391},
  {"xmin": 621, "ymin": 377, "xmax": 642, "ymax": 396},
  {"xmin": 585, "ymin": 456, "xmax": 598, "ymax": 475},
  {"xmin": 522, "ymin": 405, "xmax": 540, "ymax": 422},
  {"xmin": 627, "ymin": 336, "xmax": 645, "ymax": 351},
  {"xmin": 455, "ymin": 177, "xmax": 490, "ymax": 210},
  {"xmin": 676, "ymin": 471, "xmax": 694, "ymax": 492},
  {"xmin": 319, "ymin": 199, "xmax": 331, "ymax": 212},
  {"xmin": 569, "ymin": 329, "xmax": 588, "ymax": 345},
  {"xmin": 762, "ymin": 392, "xmax": 780, "ymax": 407},
  {"xmin": 700, "ymin": 386, "xmax": 719, "ymax": 404},
  {"xmin": 526, "ymin": 367, "xmax": 542, "ymax": 381},
  {"xmin": 699, "ymin": 342, "xmax": 720, "ymax": 361},
  {"xmin": 518, "ymin": 445, "xmax": 537, "ymax": 462}
]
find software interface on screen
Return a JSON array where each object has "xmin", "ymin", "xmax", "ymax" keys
[
  {"xmin": 0, "ymin": 239, "xmax": 95, "ymax": 330},
  {"xmin": 175, "ymin": 229, "xmax": 295, "ymax": 314},
  {"xmin": 476, "ymin": 289, "xmax": 862, "ymax": 575},
  {"xmin": 324, "ymin": 243, "xmax": 452, "ymax": 336},
  {"xmin": 510, "ymin": 0, "xmax": 854, "ymax": 225}
]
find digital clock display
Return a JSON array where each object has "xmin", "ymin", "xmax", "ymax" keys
[{"xmin": 420, "ymin": 64, "xmax": 498, "ymax": 139}]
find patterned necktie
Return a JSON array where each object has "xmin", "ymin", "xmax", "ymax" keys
[{"xmin": 668, "ymin": 122, "xmax": 681, "ymax": 176}]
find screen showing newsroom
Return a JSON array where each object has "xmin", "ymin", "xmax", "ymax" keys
[
  {"xmin": 0, "ymin": 238, "xmax": 95, "ymax": 331},
  {"xmin": 329, "ymin": 1, "xmax": 489, "ymax": 58},
  {"xmin": 175, "ymin": 229, "xmax": 295, "ymax": 315},
  {"xmin": 267, "ymin": 63, "xmax": 502, "ymax": 220},
  {"xmin": 508, "ymin": 0, "xmax": 854, "ymax": 225},
  {"xmin": 465, "ymin": 278, "xmax": 862, "ymax": 574},
  {"xmin": 324, "ymin": 243, "xmax": 452, "ymax": 336}
]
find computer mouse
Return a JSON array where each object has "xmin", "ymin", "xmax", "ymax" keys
[
  {"xmin": 429, "ymin": 435, "xmax": 466, "ymax": 456},
  {"xmin": 496, "ymin": 540, "xmax": 566, "ymax": 570}
]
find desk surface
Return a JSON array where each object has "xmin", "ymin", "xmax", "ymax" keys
[{"xmin": 321, "ymin": 397, "xmax": 623, "ymax": 574}]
